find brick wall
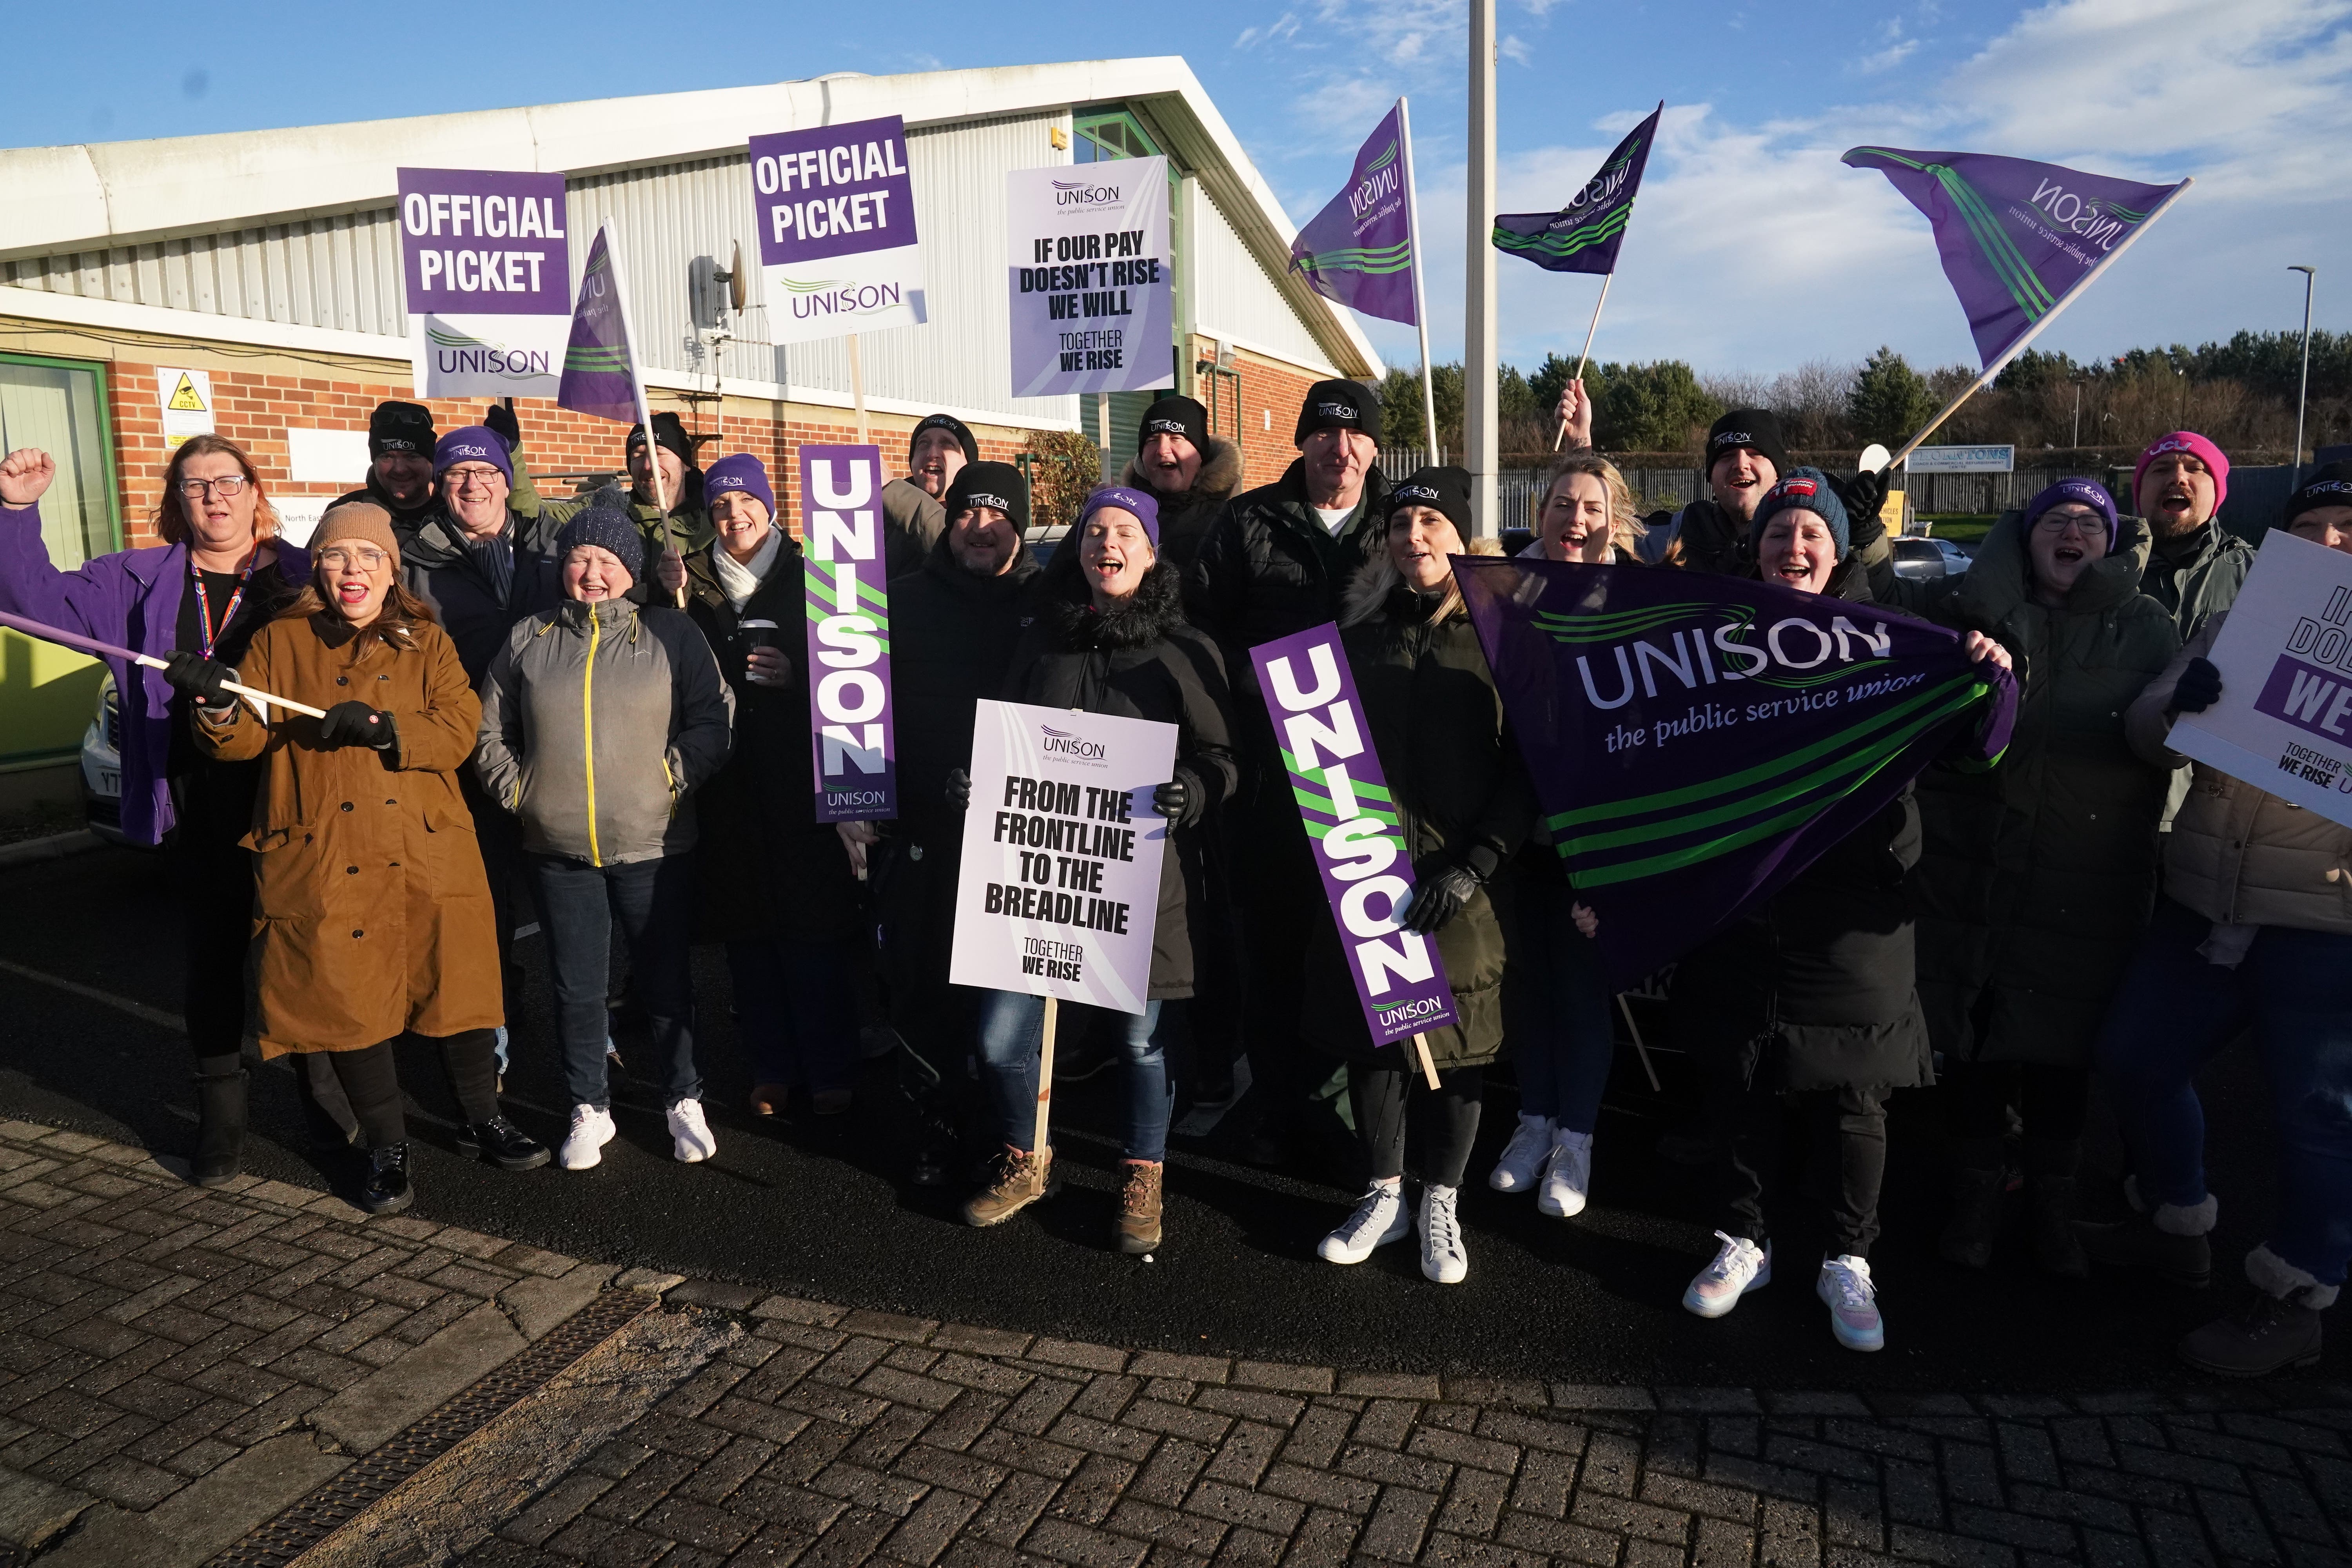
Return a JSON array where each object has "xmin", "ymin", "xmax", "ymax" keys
[{"xmin": 1189, "ymin": 337, "xmax": 1328, "ymax": 492}]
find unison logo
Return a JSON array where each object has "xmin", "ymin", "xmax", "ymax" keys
[
  {"xmin": 426, "ymin": 326, "xmax": 550, "ymax": 377},
  {"xmin": 1040, "ymin": 726, "xmax": 1106, "ymax": 760},
  {"xmin": 2027, "ymin": 178, "xmax": 2143, "ymax": 252},
  {"xmin": 1347, "ymin": 142, "xmax": 1401, "ymax": 220},
  {"xmin": 1054, "ymin": 181, "xmax": 1122, "ymax": 206}
]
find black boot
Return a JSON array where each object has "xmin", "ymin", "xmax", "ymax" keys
[
  {"xmin": 192, "ymin": 1054, "xmax": 248, "ymax": 1188},
  {"xmin": 456, "ymin": 1116, "xmax": 551, "ymax": 1171},
  {"xmin": 1938, "ymin": 1140, "xmax": 2006, "ymax": 1269},
  {"xmin": 358, "ymin": 1143, "xmax": 414, "ymax": 1215},
  {"xmin": 2024, "ymin": 1139, "xmax": 2089, "ymax": 1279}
]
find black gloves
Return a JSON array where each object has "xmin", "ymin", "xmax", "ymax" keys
[
  {"xmin": 2171, "ymin": 656, "xmax": 2223, "ymax": 715},
  {"xmin": 1833, "ymin": 469, "xmax": 1889, "ymax": 548},
  {"xmin": 1152, "ymin": 773, "xmax": 1195, "ymax": 826},
  {"xmin": 483, "ymin": 401, "xmax": 521, "ymax": 452},
  {"xmin": 1401, "ymin": 846, "xmax": 1499, "ymax": 936},
  {"xmin": 161, "ymin": 651, "xmax": 235, "ymax": 707},
  {"xmin": 946, "ymin": 768, "xmax": 971, "ymax": 810},
  {"xmin": 317, "ymin": 701, "xmax": 396, "ymax": 751}
]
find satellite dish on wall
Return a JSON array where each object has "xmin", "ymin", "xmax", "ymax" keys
[{"xmin": 728, "ymin": 241, "xmax": 747, "ymax": 314}]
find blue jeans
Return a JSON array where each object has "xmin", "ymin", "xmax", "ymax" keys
[
  {"xmin": 2094, "ymin": 898, "xmax": 2352, "ymax": 1286},
  {"xmin": 531, "ymin": 853, "xmax": 701, "ymax": 1111},
  {"xmin": 976, "ymin": 993, "xmax": 1169, "ymax": 1162},
  {"xmin": 729, "ymin": 936, "xmax": 860, "ymax": 1095},
  {"xmin": 1501, "ymin": 873, "xmax": 1616, "ymax": 1134}
]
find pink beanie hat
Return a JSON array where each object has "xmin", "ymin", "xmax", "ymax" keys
[{"xmin": 2134, "ymin": 431, "xmax": 2230, "ymax": 512}]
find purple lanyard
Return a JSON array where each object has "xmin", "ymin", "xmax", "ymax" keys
[{"xmin": 189, "ymin": 559, "xmax": 253, "ymax": 660}]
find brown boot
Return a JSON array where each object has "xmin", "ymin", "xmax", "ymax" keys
[
  {"xmin": 963, "ymin": 1147, "xmax": 1053, "ymax": 1228},
  {"xmin": 1116, "ymin": 1161, "xmax": 1164, "ymax": 1254}
]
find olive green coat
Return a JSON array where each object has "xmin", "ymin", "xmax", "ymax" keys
[{"xmin": 1904, "ymin": 514, "xmax": 2181, "ymax": 1067}]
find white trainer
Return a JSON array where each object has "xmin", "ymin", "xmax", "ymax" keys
[
  {"xmin": 1488, "ymin": 1115, "xmax": 1554, "ymax": 1192},
  {"xmin": 559, "ymin": 1104, "xmax": 615, "ymax": 1171},
  {"xmin": 1318, "ymin": 1183, "xmax": 1411, "ymax": 1264},
  {"xmin": 1537, "ymin": 1129, "xmax": 1593, "ymax": 1218},
  {"xmin": 1419, "ymin": 1183, "xmax": 1469, "ymax": 1285},
  {"xmin": 1683, "ymin": 1231, "xmax": 1771, "ymax": 1318},
  {"xmin": 667, "ymin": 1098, "xmax": 718, "ymax": 1163},
  {"xmin": 1817, "ymin": 1254, "xmax": 1886, "ymax": 1352}
]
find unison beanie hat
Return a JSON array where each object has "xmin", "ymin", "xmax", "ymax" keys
[
  {"xmin": 432, "ymin": 426, "xmax": 513, "ymax": 484},
  {"xmin": 2134, "ymin": 430, "xmax": 2230, "ymax": 512},
  {"xmin": 311, "ymin": 501, "xmax": 401, "ymax": 567},
  {"xmin": 2023, "ymin": 477, "xmax": 2119, "ymax": 549},
  {"xmin": 1388, "ymin": 466, "xmax": 1474, "ymax": 538},
  {"xmin": 626, "ymin": 411, "xmax": 699, "ymax": 471},
  {"xmin": 1078, "ymin": 485, "xmax": 1162, "ymax": 549},
  {"xmin": 555, "ymin": 505, "xmax": 645, "ymax": 581},
  {"xmin": 368, "ymin": 401, "xmax": 436, "ymax": 459},
  {"xmin": 702, "ymin": 453, "xmax": 776, "ymax": 522},
  {"xmin": 2285, "ymin": 461, "xmax": 2352, "ymax": 526},
  {"xmin": 1751, "ymin": 466, "xmax": 1850, "ymax": 560},
  {"xmin": 945, "ymin": 461, "xmax": 1030, "ymax": 535},
  {"xmin": 1294, "ymin": 379, "xmax": 1383, "ymax": 445},
  {"xmin": 908, "ymin": 413, "xmax": 979, "ymax": 468},
  {"xmin": 1706, "ymin": 410, "xmax": 1789, "ymax": 480},
  {"xmin": 1136, "ymin": 395, "xmax": 1209, "ymax": 455}
]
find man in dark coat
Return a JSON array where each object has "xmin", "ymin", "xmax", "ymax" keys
[
  {"xmin": 1641, "ymin": 409, "xmax": 1892, "ymax": 587},
  {"xmin": 880, "ymin": 413, "xmax": 974, "ymax": 579},
  {"xmin": 331, "ymin": 401, "xmax": 441, "ymax": 528}
]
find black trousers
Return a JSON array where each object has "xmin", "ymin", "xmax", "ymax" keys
[
  {"xmin": 1233, "ymin": 772, "xmax": 1327, "ymax": 1118},
  {"xmin": 461, "ymin": 767, "xmax": 534, "ymax": 998},
  {"xmin": 1711, "ymin": 1032, "xmax": 1887, "ymax": 1258},
  {"xmin": 1940, "ymin": 1058, "xmax": 2090, "ymax": 1145},
  {"xmin": 313, "ymin": 1029, "xmax": 501, "ymax": 1149},
  {"xmin": 169, "ymin": 812, "xmax": 254, "ymax": 1063},
  {"xmin": 1349, "ymin": 1058, "xmax": 1485, "ymax": 1189}
]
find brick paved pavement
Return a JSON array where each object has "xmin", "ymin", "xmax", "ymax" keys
[{"xmin": 0, "ymin": 1120, "xmax": 2344, "ymax": 1568}]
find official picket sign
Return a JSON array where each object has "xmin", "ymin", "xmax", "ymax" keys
[
  {"xmin": 799, "ymin": 444, "xmax": 898, "ymax": 822},
  {"xmin": 949, "ymin": 701, "xmax": 1177, "ymax": 1015},
  {"xmin": 1249, "ymin": 625, "xmax": 1459, "ymax": 1046},
  {"xmin": 1005, "ymin": 156, "xmax": 1174, "ymax": 397},
  {"xmin": 751, "ymin": 116, "xmax": 926, "ymax": 346},
  {"xmin": 397, "ymin": 168, "xmax": 571, "ymax": 398},
  {"xmin": 2170, "ymin": 529, "xmax": 2352, "ymax": 831}
]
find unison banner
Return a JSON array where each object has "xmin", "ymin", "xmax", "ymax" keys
[
  {"xmin": 750, "ymin": 116, "xmax": 926, "ymax": 346},
  {"xmin": 1287, "ymin": 102, "xmax": 1418, "ymax": 327},
  {"xmin": 799, "ymin": 444, "xmax": 897, "ymax": 822},
  {"xmin": 1456, "ymin": 558, "xmax": 2011, "ymax": 987},
  {"xmin": 2171, "ymin": 530, "xmax": 2352, "ymax": 831},
  {"xmin": 949, "ymin": 701, "xmax": 1178, "ymax": 1015},
  {"xmin": 1493, "ymin": 102, "xmax": 1661, "ymax": 276},
  {"xmin": 1249, "ymin": 625, "xmax": 1458, "ymax": 1046},
  {"xmin": 398, "ymin": 168, "xmax": 571, "ymax": 399},
  {"xmin": 1006, "ymin": 156, "xmax": 1174, "ymax": 397}
]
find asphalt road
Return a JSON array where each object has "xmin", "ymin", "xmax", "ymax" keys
[{"xmin": 0, "ymin": 841, "xmax": 2319, "ymax": 1392}]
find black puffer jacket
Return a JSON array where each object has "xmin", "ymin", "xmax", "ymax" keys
[
  {"xmin": 392, "ymin": 510, "xmax": 564, "ymax": 687},
  {"xmin": 332, "ymin": 471, "xmax": 443, "ymax": 534},
  {"xmin": 1002, "ymin": 557, "xmax": 1238, "ymax": 997},
  {"xmin": 1118, "ymin": 435, "xmax": 1244, "ymax": 575},
  {"xmin": 888, "ymin": 531, "xmax": 1043, "ymax": 847}
]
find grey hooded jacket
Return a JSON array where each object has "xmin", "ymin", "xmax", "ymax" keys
[{"xmin": 474, "ymin": 597, "xmax": 735, "ymax": 866}]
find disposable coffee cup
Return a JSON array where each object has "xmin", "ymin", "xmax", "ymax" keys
[{"xmin": 737, "ymin": 619, "xmax": 781, "ymax": 681}]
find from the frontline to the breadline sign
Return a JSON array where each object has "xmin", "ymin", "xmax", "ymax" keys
[
  {"xmin": 749, "ymin": 116, "xmax": 926, "ymax": 346},
  {"xmin": 1005, "ymin": 156, "xmax": 1175, "ymax": 397},
  {"xmin": 397, "ymin": 168, "xmax": 572, "ymax": 399}
]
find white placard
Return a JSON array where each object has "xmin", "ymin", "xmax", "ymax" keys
[
  {"xmin": 2170, "ymin": 528, "xmax": 2352, "ymax": 830},
  {"xmin": 1906, "ymin": 444, "xmax": 2015, "ymax": 474},
  {"xmin": 154, "ymin": 368, "xmax": 214, "ymax": 449},
  {"xmin": 948, "ymin": 699, "xmax": 1178, "ymax": 1015},
  {"xmin": 1005, "ymin": 156, "xmax": 1175, "ymax": 397},
  {"xmin": 286, "ymin": 428, "xmax": 373, "ymax": 485}
]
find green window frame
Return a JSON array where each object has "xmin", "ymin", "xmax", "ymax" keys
[
  {"xmin": 1072, "ymin": 106, "xmax": 1186, "ymax": 392},
  {"xmin": 0, "ymin": 350, "xmax": 121, "ymax": 567}
]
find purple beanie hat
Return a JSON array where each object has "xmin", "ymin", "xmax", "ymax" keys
[
  {"xmin": 1078, "ymin": 485, "xmax": 1162, "ymax": 548},
  {"xmin": 432, "ymin": 426, "xmax": 513, "ymax": 483},
  {"xmin": 2023, "ymin": 477, "xmax": 2118, "ymax": 549},
  {"xmin": 702, "ymin": 453, "xmax": 776, "ymax": 522}
]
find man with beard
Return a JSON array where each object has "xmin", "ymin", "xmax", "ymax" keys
[
  {"xmin": 880, "ymin": 414, "xmax": 976, "ymax": 579},
  {"xmin": 1634, "ymin": 409, "xmax": 1889, "ymax": 581},
  {"xmin": 1118, "ymin": 394, "xmax": 1243, "ymax": 572},
  {"xmin": 333, "ymin": 402, "xmax": 441, "ymax": 528},
  {"xmin": 2131, "ymin": 431, "xmax": 2252, "ymax": 637}
]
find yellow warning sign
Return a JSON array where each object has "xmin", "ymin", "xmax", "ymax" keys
[
  {"xmin": 154, "ymin": 366, "xmax": 216, "ymax": 449},
  {"xmin": 165, "ymin": 372, "xmax": 207, "ymax": 412}
]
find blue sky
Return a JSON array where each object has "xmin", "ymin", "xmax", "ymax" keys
[{"xmin": 4, "ymin": 0, "xmax": 2345, "ymax": 377}]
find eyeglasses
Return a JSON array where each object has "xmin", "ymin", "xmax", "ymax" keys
[
  {"xmin": 316, "ymin": 546, "xmax": 390, "ymax": 571},
  {"xmin": 175, "ymin": 475, "xmax": 248, "ymax": 499},
  {"xmin": 442, "ymin": 465, "xmax": 505, "ymax": 491},
  {"xmin": 2033, "ymin": 512, "xmax": 2107, "ymax": 537}
]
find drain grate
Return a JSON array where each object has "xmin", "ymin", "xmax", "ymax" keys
[{"xmin": 205, "ymin": 1288, "xmax": 655, "ymax": 1568}]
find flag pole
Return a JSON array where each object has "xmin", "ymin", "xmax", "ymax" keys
[
  {"xmin": 603, "ymin": 223, "xmax": 686, "ymax": 607},
  {"xmin": 1881, "ymin": 176, "xmax": 2194, "ymax": 472},
  {"xmin": 1397, "ymin": 96, "xmax": 1440, "ymax": 463},
  {"xmin": 1553, "ymin": 273, "xmax": 1615, "ymax": 452}
]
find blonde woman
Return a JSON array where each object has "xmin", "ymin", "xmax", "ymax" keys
[{"xmin": 1526, "ymin": 454, "xmax": 1646, "ymax": 565}]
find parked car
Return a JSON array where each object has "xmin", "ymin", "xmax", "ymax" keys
[
  {"xmin": 78, "ymin": 672, "xmax": 139, "ymax": 849},
  {"xmin": 1891, "ymin": 535, "xmax": 1972, "ymax": 581}
]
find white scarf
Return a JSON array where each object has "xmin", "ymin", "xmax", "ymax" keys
[{"xmin": 712, "ymin": 528, "xmax": 781, "ymax": 611}]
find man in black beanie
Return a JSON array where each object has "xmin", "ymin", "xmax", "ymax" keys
[
  {"xmin": 510, "ymin": 409, "xmax": 711, "ymax": 596},
  {"xmin": 332, "ymin": 401, "xmax": 440, "ymax": 527},
  {"xmin": 1118, "ymin": 394, "xmax": 1243, "ymax": 573},
  {"xmin": 880, "ymin": 413, "xmax": 977, "ymax": 579},
  {"xmin": 1636, "ymin": 408, "xmax": 1887, "ymax": 580}
]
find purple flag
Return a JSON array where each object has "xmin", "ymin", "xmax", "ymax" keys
[
  {"xmin": 1843, "ymin": 146, "xmax": 2187, "ymax": 369},
  {"xmin": 1492, "ymin": 103, "xmax": 1661, "ymax": 275},
  {"xmin": 556, "ymin": 225, "xmax": 650, "ymax": 427},
  {"xmin": 800, "ymin": 445, "xmax": 898, "ymax": 823},
  {"xmin": 1455, "ymin": 558, "xmax": 2016, "ymax": 989},
  {"xmin": 1249, "ymin": 624, "xmax": 1458, "ymax": 1045},
  {"xmin": 1287, "ymin": 102, "xmax": 1418, "ymax": 327}
]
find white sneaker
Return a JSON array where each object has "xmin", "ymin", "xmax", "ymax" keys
[
  {"xmin": 1418, "ymin": 1183, "xmax": 1469, "ymax": 1285},
  {"xmin": 1488, "ymin": 1115, "xmax": 1553, "ymax": 1192},
  {"xmin": 1318, "ymin": 1182, "xmax": 1410, "ymax": 1264},
  {"xmin": 559, "ymin": 1104, "xmax": 615, "ymax": 1171},
  {"xmin": 1683, "ymin": 1231, "xmax": 1771, "ymax": 1318},
  {"xmin": 667, "ymin": 1098, "xmax": 718, "ymax": 1163},
  {"xmin": 1537, "ymin": 1130, "xmax": 1593, "ymax": 1218},
  {"xmin": 1817, "ymin": 1254, "xmax": 1886, "ymax": 1352}
]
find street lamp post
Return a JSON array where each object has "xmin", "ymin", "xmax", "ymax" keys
[
  {"xmin": 2071, "ymin": 376, "xmax": 2083, "ymax": 449},
  {"xmin": 2290, "ymin": 265, "xmax": 2317, "ymax": 485}
]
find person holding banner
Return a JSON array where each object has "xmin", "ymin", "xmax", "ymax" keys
[
  {"xmin": 0, "ymin": 436, "xmax": 313, "ymax": 1184},
  {"xmin": 659, "ymin": 454, "xmax": 864, "ymax": 1118},
  {"xmin": 1662, "ymin": 471, "xmax": 2014, "ymax": 1352},
  {"xmin": 474, "ymin": 505, "xmax": 737, "ymax": 1171},
  {"xmin": 2132, "ymin": 432, "xmax": 2252, "ymax": 637},
  {"xmin": 1305, "ymin": 468, "xmax": 1524, "ymax": 1284},
  {"xmin": 510, "ymin": 412, "xmax": 711, "ymax": 590},
  {"xmin": 960, "ymin": 485, "xmax": 1236, "ymax": 1252},
  {"xmin": 879, "ymin": 414, "xmax": 971, "ymax": 579},
  {"xmin": 1898, "ymin": 480, "xmax": 2179, "ymax": 1276},
  {"xmin": 2079, "ymin": 469, "xmax": 2352, "ymax": 1376},
  {"xmin": 191, "ymin": 501, "xmax": 548, "ymax": 1213},
  {"xmin": 1641, "ymin": 412, "xmax": 1888, "ymax": 581}
]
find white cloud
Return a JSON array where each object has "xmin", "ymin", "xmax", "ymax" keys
[
  {"xmin": 1234, "ymin": 13, "xmax": 1301, "ymax": 49},
  {"xmin": 1499, "ymin": 32, "xmax": 1533, "ymax": 64}
]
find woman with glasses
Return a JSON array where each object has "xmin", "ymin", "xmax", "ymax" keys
[
  {"xmin": 1900, "ymin": 480, "xmax": 2178, "ymax": 1275},
  {"xmin": 189, "ymin": 502, "xmax": 545, "ymax": 1212},
  {"xmin": 0, "ymin": 437, "xmax": 312, "ymax": 1185}
]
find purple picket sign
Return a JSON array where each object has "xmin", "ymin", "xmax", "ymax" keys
[
  {"xmin": 750, "ymin": 117, "xmax": 918, "ymax": 268},
  {"xmin": 396, "ymin": 168, "xmax": 571, "ymax": 316},
  {"xmin": 799, "ymin": 444, "xmax": 898, "ymax": 823},
  {"xmin": 1249, "ymin": 624, "xmax": 1457, "ymax": 1047}
]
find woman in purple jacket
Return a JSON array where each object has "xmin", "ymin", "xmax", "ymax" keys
[{"xmin": 0, "ymin": 439, "xmax": 310, "ymax": 1184}]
